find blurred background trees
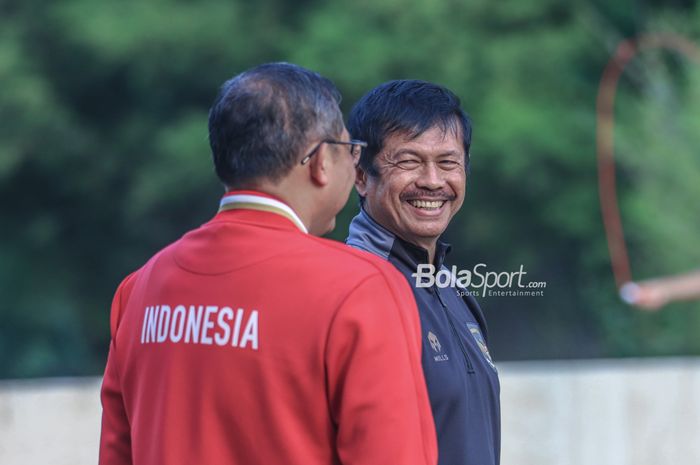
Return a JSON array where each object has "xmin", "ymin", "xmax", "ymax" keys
[{"xmin": 1, "ymin": 0, "xmax": 699, "ymax": 378}]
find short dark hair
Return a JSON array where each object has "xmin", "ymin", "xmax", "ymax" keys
[
  {"xmin": 348, "ymin": 80, "xmax": 472, "ymax": 177},
  {"xmin": 208, "ymin": 62, "xmax": 344, "ymax": 187}
]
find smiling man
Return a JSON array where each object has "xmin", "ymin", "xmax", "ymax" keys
[{"xmin": 346, "ymin": 80, "xmax": 501, "ymax": 465}]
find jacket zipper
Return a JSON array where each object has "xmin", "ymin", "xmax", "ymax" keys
[{"xmin": 434, "ymin": 286, "xmax": 475, "ymax": 374}]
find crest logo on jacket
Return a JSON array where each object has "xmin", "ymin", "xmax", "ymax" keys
[
  {"xmin": 467, "ymin": 323, "xmax": 496, "ymax": 371},
  {"xmin": 427, "ymin": 331, "xmax": 441, "ymax": 352},
  {"xmin": 427, "ymin": 331, "xmax": 449, "ymax": 362}
]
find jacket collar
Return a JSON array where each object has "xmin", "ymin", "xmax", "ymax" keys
[
  {"xmin": 347, "ymin": 207, "xmax": 451, "ymax": 270},
  {"xmin": 217, "ymin": 190, "xmax": 308, "ymax": 234}
]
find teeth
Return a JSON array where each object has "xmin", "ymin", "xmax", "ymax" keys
[{"xmin": 409, "ymin": 200, "xmax": 445, "ymax": 209}]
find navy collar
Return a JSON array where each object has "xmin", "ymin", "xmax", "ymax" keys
[{"xmin": 346, "ymin": 208, "xmax": 451, "ymax": 270}]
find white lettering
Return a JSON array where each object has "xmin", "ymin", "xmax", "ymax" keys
[
  {"xmin": 200, "ymin": 306, "xmax": 217, "ymax": 345},
  {"xmin": 141, "ymin": 306, "xmax": 150, "ymax": 343},
  {"xmin": 145, "ymin": 306, "xmax": 158, "ymax": 343},
  {"xmin": 231, "ymin": 308, "xmax": 244, "ymax": 347},
  {"xmin": 140, "ymin": 304, "xmax": 259, "ymax": 350},
  {"xmin": 170, "ymin": 305, "xmax": 186, "ymax": 343},
  {"xmin": 215, "ymin": 307, "xmax": 233, "ymax": 346},
  {"xmin": 473, "ymin": 263, "xmax": 487, "ymax": 288},
  {"xmin": 435, "ymin": 268, "xmax": 453, "ymax": 287},
  {"xmin": 156, "ymin": 305, "xmax": 171, "ymax": 343},
  {"xmin": 516, "ymin": 265, "xmax": 527, "ymax": 287},
  {"xmin": 239, "ymin": 310, "xmax": 259, "ymax": 350},
  {"xmin": 456, "ymin": 269, "xmax": 472, "ymax": 287},
  {"xmin": 185, "ymin": 305, "xmax": 204, "ymax": 343},
  {"xmin": 497, "ymin": 271, "xmax": 511, "ymax": 287},
  {"xmin": 412, "ymin": 264, "xmax": 436, "ymax": 288}
]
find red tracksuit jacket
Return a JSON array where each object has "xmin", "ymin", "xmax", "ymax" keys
[{"xmin": 99, "ymin": 191, "xmax": 437, "ymax": 465}]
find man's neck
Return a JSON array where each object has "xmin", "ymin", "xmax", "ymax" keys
[{"xmin": 228, "ymin": 180, "xmax": 317, "ymax": 235}]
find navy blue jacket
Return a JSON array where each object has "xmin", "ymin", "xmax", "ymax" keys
[{"xmin": 347, "ymin": 209, "xmax": 500, "ymax": 465}]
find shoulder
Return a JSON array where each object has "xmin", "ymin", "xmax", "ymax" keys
[
  {"xmin": 299, "ymin": 234, "xmax": 405, "ymax": 285},
  {"xmin": 109, "ymin": 244, "xmax": 176, "ymax": 329}
]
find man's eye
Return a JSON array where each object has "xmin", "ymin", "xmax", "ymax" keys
[
  {"xmin": 439, "ymin": 160, "xmax": 461, "ymax": 170},
  {"xmin": 395, "ymin": 160, "xmax": 422, "ymax": 170}
]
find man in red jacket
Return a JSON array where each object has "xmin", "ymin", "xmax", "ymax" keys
[{"xmin": 99, "ymin": 62, "xmax": 437, "ymax": 465}]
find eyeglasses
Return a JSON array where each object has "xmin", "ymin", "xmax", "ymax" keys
[{"xmin": 300, "ymin": 139, "xmax": 368, "ymax": 165}]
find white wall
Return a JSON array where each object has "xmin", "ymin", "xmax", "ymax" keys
[
  {"xmin": 500, "ymin": 357, "xmax": 700, "ymax": 465},
  {"xmin": 2, "ymin": 358, "xmax": 699, "ymax": 465},
  {"xmin": 0, "ymin": 377, "xmax": 102, "ymax": 465}
]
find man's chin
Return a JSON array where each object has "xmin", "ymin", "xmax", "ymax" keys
[
  {"xmin": 402, "ymin": 209, "xmax": 451, "ymax": 234},
  {"xmin": 400, "ymin": 224, "xmax": 448, "ymax": 245}
]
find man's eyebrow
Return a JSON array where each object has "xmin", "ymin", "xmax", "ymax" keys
[
  {"xmin": 436, "ymin": 150, "xmax": 462, "ymax": 157},
  {"xmin": 390, "ymin": 149, "xmax": 422, "ymax": 157},
  {"xmin": 390, "ymin": 149, "xmax": 463, "ymax": 158}
]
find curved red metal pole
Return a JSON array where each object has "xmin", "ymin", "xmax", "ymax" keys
[{"xmin": 596, "ymin": 33, "xmax": 700, "ymax": 290}]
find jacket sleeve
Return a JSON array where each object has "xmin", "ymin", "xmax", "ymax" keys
[
  {"xmin": 325, "ymin": 268, "xmax": 437, "ymax": 465},
  {"xmin": 99, "ymin": 273, "xmax": 137, "ymax": 465}
]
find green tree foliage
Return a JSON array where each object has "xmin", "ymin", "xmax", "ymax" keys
[{"xmin": 1, "ymin": 0, "xmax": 699, "ymax": 378}]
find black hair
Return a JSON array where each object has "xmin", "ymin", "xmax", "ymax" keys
[
  {"xmin": 208, "ymin": 62, "xmax": 344, "ymax": 187},
  {"xmin": 348, "ymin": 79, "xmax": 472, "ymax": 177}
]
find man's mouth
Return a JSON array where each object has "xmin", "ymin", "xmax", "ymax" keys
[{"xmin": 407, "ymin": 199, "xmax": 447, "ymax": 210}]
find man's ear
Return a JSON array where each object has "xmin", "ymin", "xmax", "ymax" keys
[
  {"xmin": 308, "ymin": 144, "xmax": 331, "ymax": 187},
  {"xmin": 355, "ymin": 165, "xmax": 368, "ymax": 196}
]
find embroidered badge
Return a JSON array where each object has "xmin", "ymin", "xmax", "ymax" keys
[
  {"xmin": 467, "ymin": 323, "xmax": 497, "ymax": 371},
  {"xmin": 427, "ymin": 331, "xmax": 449, "ymax": 362}
]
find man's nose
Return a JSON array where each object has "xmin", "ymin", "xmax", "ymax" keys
[{"xmin": 415, "ymin": 162, "xmax": 446, "ymax": 190}]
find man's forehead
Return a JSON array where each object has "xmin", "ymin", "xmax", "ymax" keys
[{"xmin": 381, "ymin": 124, "xmax": 464, "ymax": 157}]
